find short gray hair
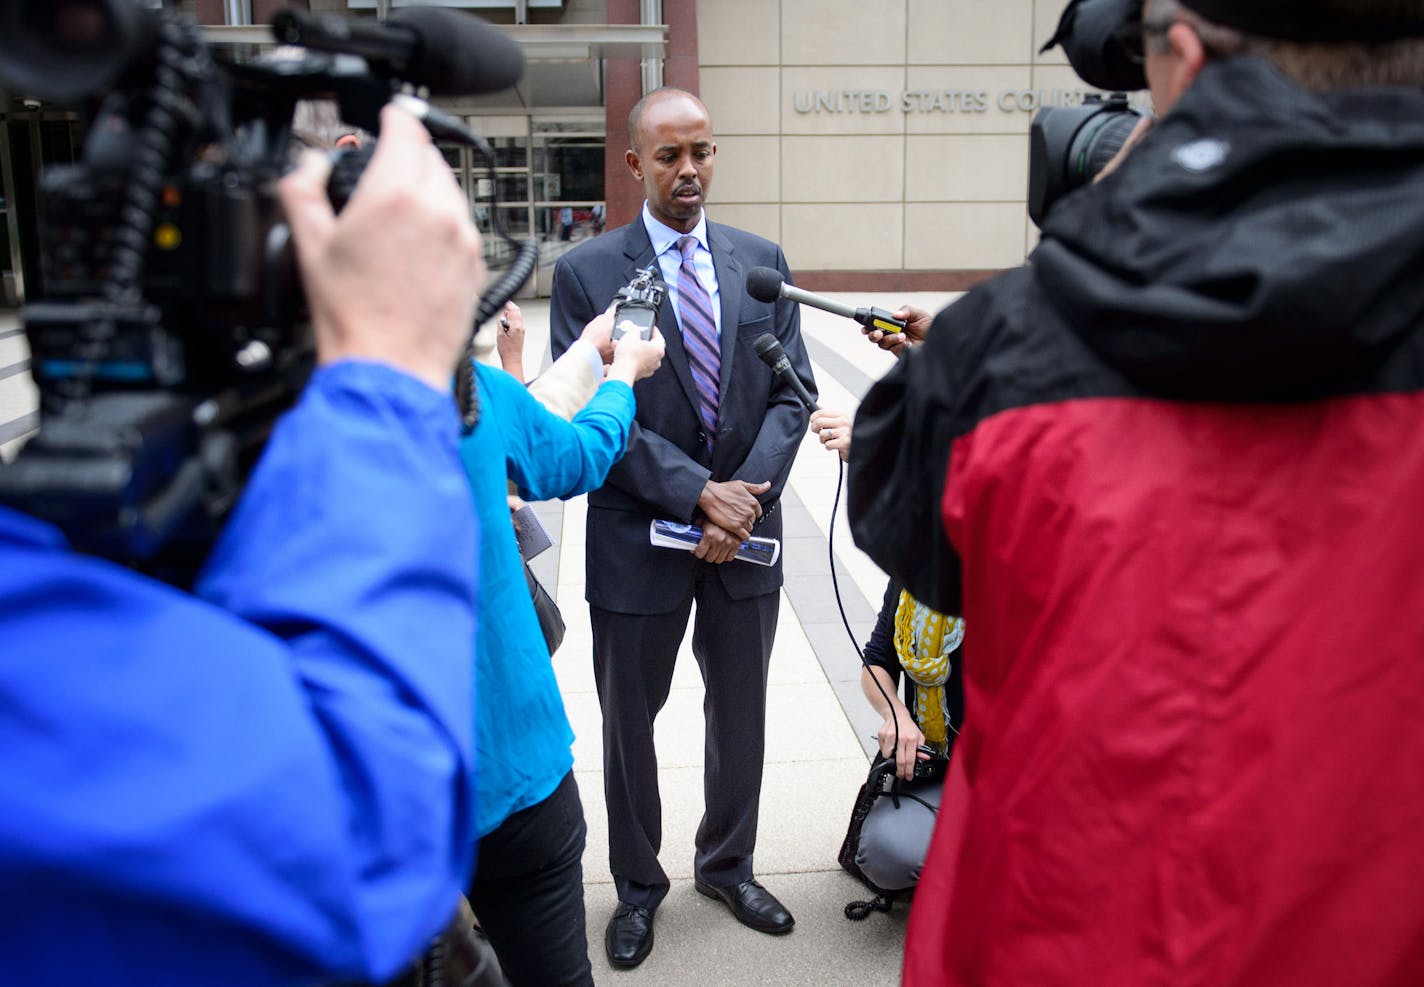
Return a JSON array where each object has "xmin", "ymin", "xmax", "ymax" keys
[{"xmin": 1145, "ymin": 0, "xmax": 1424, "ymax": 88}]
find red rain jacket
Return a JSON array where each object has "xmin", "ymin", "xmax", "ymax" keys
[{"xmin": 850, "ymin": 59, "xmax": 1424, "ymax": 985}]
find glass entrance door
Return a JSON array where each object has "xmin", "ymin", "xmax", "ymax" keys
[
  {"xmin": 1, "ymin": 109, "xmax": 84, "ymax": 306},
  {"xmin": 530, "ymin": 114, "xmax": 605, "ymax": 295},
  {"xmin": 455, "ymin": 113, "xmax": 605, "ymax": 297},
  {"xmin": 0, "ymin": 124, "xmax": 19, "ymax": 308}
]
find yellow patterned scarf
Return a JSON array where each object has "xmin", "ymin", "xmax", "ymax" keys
[{"xmin": 892, "ymin": 590, "xmax": 963, "ymax": 750}]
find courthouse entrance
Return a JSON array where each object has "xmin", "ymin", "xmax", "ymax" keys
[
  {"xmin": 0, "ymin": 14, "xmax": 660, "ymax": 303},
  {"xmin": 0, "ymin": 104, "xmax": 606, "ymax": 304},
  {"xmin": 0, "ymin": 108, "xmax": 85, "ymax": 307},
  {"xmin": 447, "ymin": 111, "xmax": 606, "ymax": 297}
]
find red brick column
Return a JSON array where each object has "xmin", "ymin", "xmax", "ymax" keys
[
  {"xmin": 662, "ymin": 0, "xmax": 699, "ymax": 95},
  {"xmin": 254, "ymin": 0, "xmax": 304, "ymax": 27},
  {"xmin": 604, "ymin": 0, "xmax": 643, "ymax": 231},
  {"xmin": 192, "ymin": 1, "xmax": 306, "ymax": 26},
  {"xmin": 603, "ymin": 1, "xmax": 699, "ymax": 231}
]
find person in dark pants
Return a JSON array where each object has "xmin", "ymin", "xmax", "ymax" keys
[
  {"xmin": 458, "ymin": 314, "xmax": 665, "ymax": 987},
  {"xmin": 549, "ymin": 87, "xmax": 815, "ymax": 970},
  {"xmin": 465, "ymin": 773, "xmax": 588, "ymax": 986}
]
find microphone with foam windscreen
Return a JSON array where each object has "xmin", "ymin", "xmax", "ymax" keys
[
  {"xmin": 746, "ymin": 267, "xmax": 906, "ymax": 336},
  {"xmin": 272, "ymin": 6, "xmax": 525, "ymax": 96},
  {"xmin": 754, "ymin": 334, "xmax": 818, "ymax": 413}
]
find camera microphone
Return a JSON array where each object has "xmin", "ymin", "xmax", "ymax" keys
[
  {"xmin": 745, "ymin": 267, "xmax": 905, "ymax": 336},
  {"xmin": 753, "ymin": 334, "xmax": 817, "ymax": 413},
  {"xmin": 272, "ymin": 6, "xmax": 525, "ymax": 96}
]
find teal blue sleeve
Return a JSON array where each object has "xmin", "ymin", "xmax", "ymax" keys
[{"xmin": 479, "ymin": 365, "xmax": 636, "ymax": 502}]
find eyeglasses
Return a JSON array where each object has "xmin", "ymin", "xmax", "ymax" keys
[{"xmin": 1119, "ymin": 18, "xmax": 1179, "ymax": 65}]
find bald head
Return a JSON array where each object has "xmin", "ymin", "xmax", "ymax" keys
[
  {"xmin": 623, "ymin": 87, "xmax": 716, "ymax": 234},
  {"xmin": 627, "ymin": 87, "xmax": 710, "ymax": 152}
]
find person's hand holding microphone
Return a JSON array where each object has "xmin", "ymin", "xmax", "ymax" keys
[
  {"xmin": 496, "ymin": 300, "xmax": 527, "ymax": 379},
  {"xmin": 606, "ymin": 315, "xmax": 667, "ymax": 386},
  {"xmin": 810, "ymin": 409, "xmax": 853, "ymax": 462},
  {"xmin": 862, "ymin": 305, "xmax": 932, "ymax": 355}
]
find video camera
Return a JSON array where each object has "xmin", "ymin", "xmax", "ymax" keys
[
  {"xmin": 0, "ymin": 1, "xmax": 532, "ymax": 584},
  {"xmin": 1028, "ymin": 0, "xmax": 1149, "ymax": 226},
  {"xmin": 862, "ymin": 746, "xmax": 949, "ymax": 801}
]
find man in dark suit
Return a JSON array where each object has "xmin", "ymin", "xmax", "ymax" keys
[{"xmin": 549, "ymin": 87, "xmax": 815, "ymax": 970}]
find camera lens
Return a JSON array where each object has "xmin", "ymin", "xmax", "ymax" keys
[
  {"xmin": 1027, "ymin": 95, "xmax": 1144, "ymax": 228},
  {"xmin": 1066, "ymin": 105, "xmax": 1140, "ymax": 186}
]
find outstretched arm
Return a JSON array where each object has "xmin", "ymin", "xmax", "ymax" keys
[{"xmin": 550, "ymin": 256, "xmax": 715, "ymax": 520}]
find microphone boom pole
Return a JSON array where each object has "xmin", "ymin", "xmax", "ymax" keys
[{"xmin": 745, "ymin": 267, "xmax": 906, "ymax": 336}]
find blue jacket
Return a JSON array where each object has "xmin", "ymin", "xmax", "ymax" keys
[
  {"xmin": 0, "ymin": 363, "xmax": 478, "ymax": 986},
  {"xmin": 459, "ymin": 363, "xmax": 633, "ymax": 839}
]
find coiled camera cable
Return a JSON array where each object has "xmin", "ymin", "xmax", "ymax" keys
[
  {"xmin": 381, "ymin": 95, "xmax": 539, "ymax": 433},
  {"xmin": 825, "ymin": 443, "xmax": 956, "ymax": 776}
]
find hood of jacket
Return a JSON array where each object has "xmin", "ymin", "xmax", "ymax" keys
[{"xmin": 1032, "ymin": 56, "xmax": 1424, "ymax": 401}]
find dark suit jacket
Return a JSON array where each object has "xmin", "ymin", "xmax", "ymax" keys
[{"xmin": 549, "ymin": 218, "xmax": 816, "ymax": 615}]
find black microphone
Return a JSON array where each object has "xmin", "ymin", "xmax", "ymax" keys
[
  {"xmin": 272, "ymin": 7, "xmax": 525, "ymax": 96},
  {"xmin": 746, "ymin": 267, "xmax": 906, "ymax": 336},
  {"xmin": 754, "ymin": 334, "xmax": 818, "ymax": 413}
]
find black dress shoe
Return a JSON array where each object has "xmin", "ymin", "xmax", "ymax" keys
[
  {"xmin": 694, "ymin": 877, "xmax": 795, "ymax": 934},
  {"xmin": 605, "ymin": 902, "xmax": 655, "ymax": 969}
]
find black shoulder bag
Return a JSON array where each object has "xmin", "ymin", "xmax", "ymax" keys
[{"xmin": 524, "ymin": 561, "xmax": 565, "ymax": 656}]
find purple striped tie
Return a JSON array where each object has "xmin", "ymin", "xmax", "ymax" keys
[{"xmin": 676, "ymin": 235, "xmax": 720, "ymax": 448}]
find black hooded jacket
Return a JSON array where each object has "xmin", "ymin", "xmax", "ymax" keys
[{"xmin": 850, "ymin": 56, "xmax": 1424, "ymax": 612}]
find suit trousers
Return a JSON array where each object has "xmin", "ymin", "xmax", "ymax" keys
[{"xmin": 592, "ymin": 571, "xmax": 780, "ymax": 910}]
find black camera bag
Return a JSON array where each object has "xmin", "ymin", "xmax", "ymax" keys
[{"xmin": 837, "ymin": 752, "xmax": 947, "ymax": 920}]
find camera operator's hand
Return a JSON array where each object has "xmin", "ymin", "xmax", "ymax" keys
[
  {"xmin": 810, "ymin": 408, "xmax": 852, "ymax": 462},
  {"xmin": 496, "ymin": 301, "xmax": 527, "ymax": 381},
  {"xmin": 879, "ymin": 704, "xmax": 929, "ymax": 782},
  {"xmin": 280, "ymin": 103, "xmax": 485, "ymax": 392},
  {"xmin": 694, "ymin": 521, "xmax": 742, "ymax": 565},
  {"xmin": 698, "ymin": 480, "xmax": 770, "ymax": 542},
  {"xmin": 862, "ymin": 304, "xmax": 931, "ymax": 356},
  {"xmin": 1093, "ymin": 115, "xmax": 1154, "ymax": 184},
  {"xmin": 608, "ymin": 326, "xmax": 666, "ymax": 386},
  {"xmin": 580, "ymin": 303, "xmax": 618, "ymax": 364}
]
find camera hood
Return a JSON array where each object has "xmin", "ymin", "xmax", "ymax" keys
[{"xmin": 1041, "ymin": 0, "xmax": 1147, "ymax": 92}]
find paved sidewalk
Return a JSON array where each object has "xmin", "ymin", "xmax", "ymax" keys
[
  {"xmin": 512, "ymin": 292, "xmax": 959, "ymax": 985},
  {"xmin": 2, "ymin": 288, "xmax": 963, "ymax": 985}
]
